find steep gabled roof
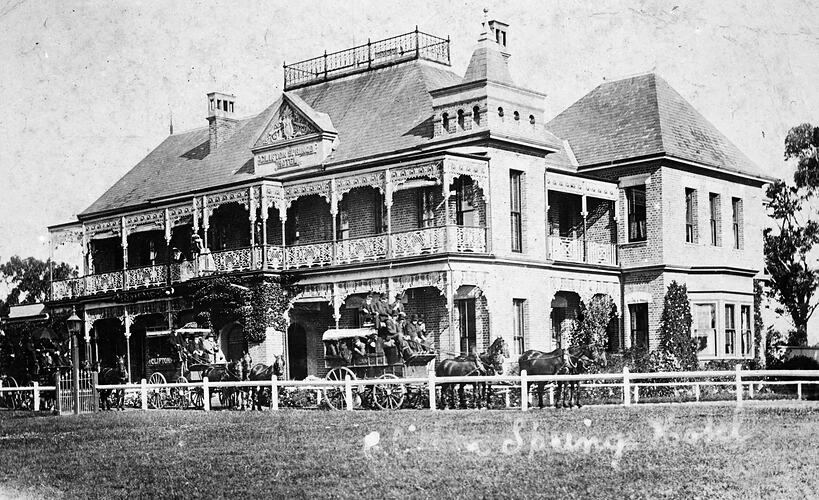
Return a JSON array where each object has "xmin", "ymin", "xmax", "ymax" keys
[
  {"xmin": 80, "ymin": 60, "xmax": 461, "ymax": 217},
  {"xmin": 545, "ymin": 73, "xmax": 766, "ymax": 179}
]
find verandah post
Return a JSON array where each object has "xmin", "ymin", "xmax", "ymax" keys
[
  {"xmin": 623, "ymin": 366, "xmax": 631, "ymax": 406},
  {"xmin": 735, "ymin": 364, "xmax": 743, "ymax": 405},
  {"xmin": 520, "ymin": 369, "xmax": 528, "ymax": 411}
]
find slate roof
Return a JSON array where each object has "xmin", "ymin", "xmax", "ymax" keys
[
  {"xmin": 545, "ymin": 73, "xmax": 767, "ymax": 179},
  {"xmin": 80, "ymin": 60, "xmax": 462, "ymax": 217}
]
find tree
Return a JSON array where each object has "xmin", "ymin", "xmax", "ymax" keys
[
  {"xmin": 572, "ymin": 295, "xmax": 615, "ymax": 350},
  {"xmin": 0, "ymin": 256, "xmax": 78, "ymax": 315},
  {"xmin": 657, "ymin": 281, "xmax": 698, "ymax": 370},
  {"xmin": 763, "ymin": 123, "xmax": 819, "ymax": 346}
]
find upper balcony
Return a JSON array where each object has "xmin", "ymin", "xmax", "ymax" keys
[
  {"xmin": 49, "ymin": 156, "xmax": 490, "ymax": 301},
  {"xmin": 545, "ymin": 172, "xmax": 619, "ymax": 266}
]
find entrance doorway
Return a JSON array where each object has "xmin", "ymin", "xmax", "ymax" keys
[
  {"xmin": 220, "ymin": 322, "xmax": 246, "ymax": 362},
  {"xmin": 287, "ymin": 324, "xmax": 307, "ymax": 380},
  {"xmin": 457, "ymin": 299, "xmax": 476, "ymax": 355},
  {"xmin": 629, "ymin": 303, "xmax": 649, "ymax": 350}
]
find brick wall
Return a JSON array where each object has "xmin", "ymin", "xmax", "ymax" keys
[
  {"xmin": 586, "ymin": 198, "xmax": 615, "ymax": 245},
  {"xmin": 622, "ymin": 269, "xmax": 665, "ymax": 350},
  {"xmin": 285, "ymin": 195, "xmax": 332, "ymax": 244},
  {"xmin": 344, "ymin": 187, "xmax": 383, "ymax": 238}
]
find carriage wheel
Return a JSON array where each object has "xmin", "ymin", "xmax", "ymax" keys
[
  {"xmin": 173, "ymin": 376, "xmax": 189, "ymax": 409},
  {"xmin": 190, "ymin": 388, "xmax": 204, "ymax": 409},
  {"xmin": 148, "ymin": 373, "xmax": 167, "ymax": 409},
  {"xmin": 323, "ymin": 366, "xmax": 358, "ymax": 410},
  {"xmin": 372, "ymin": 374, "xmax": 406, "ymax": 410},
  {"xmin": 2, "ymin": 377, "xmax": 20, "ymax": 410}
]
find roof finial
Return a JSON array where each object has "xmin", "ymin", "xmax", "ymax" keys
[
  {"xmin": 478, "ymin": 7, "xmax": 490, "ymax": 41},
  {"xmin": 169, "ymin": 109, "xmax": 174, "ymax": 135}
]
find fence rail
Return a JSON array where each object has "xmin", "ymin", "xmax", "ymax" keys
[{"xmin": 4, "ymin": 366, "xmax": 819, "ymax": 414}]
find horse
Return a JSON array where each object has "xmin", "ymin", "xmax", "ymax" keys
[
  {"xmin": 98, "ymin": 355, "xmax": 129, "ymax": 410},
  {"xmin": 436, "ymin": 338, "xmax": 508, "ymax": 409},
  {"xmin": 518, "ymin": 344, "xmax": 606, "ymax": 409},
  {"xmin": 203, "ymin": 359, "xmax": 246, "ymax": 409},
  {"xmin": 248, "ymin": 355, "xmax": 286, "ymax": 410}
]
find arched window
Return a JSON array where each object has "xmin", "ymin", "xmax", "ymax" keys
[
  {"xmin": 473, "ymin": 105, "xmax": 481, "ymax": 126},
  {"xmin": 457, "ymin": 109, "xmax": 465, "ymax": 130},
  {"xmin": 498, "ymin": 107, "xmax": 504, "ymax": 118},
  {"xmin": 529, "ymin": 114, "xmax": 535, "ymax": 125},
  {"xmin": 442, "ymin": 113, "xmax": 450, "ymax": 133},
  {"xmin": 514, "ymin": 111, "xmax": 520, "ymax": 121}
]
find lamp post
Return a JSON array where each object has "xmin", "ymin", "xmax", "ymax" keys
[{"xmin": 66, "ymin": 307, "xmax": 82, "ymax": 415}]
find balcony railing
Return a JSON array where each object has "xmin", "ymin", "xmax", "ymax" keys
[
  {"xmin": 50, "ymin": 225, "xmax": 487, "ymax": 301},
  {"xmin": 548, "ymin": 236, "xmax": 617, "ymax": 266}
]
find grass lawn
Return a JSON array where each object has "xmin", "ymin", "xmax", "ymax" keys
[{"xmin": 0, "ymin": 402, "xmax": 817, "ymax": 499}]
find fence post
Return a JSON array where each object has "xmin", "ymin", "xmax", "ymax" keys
[
  {"xmin": 91, "ymin": 372, "xmax": 99, "ymax": 413},
  {"xmin": 140, "ymin": 378, "xmax": 148, "ymax": 410},
  {"xmin": 202, "ymin": 377, "xmax": 210, "ymax": 412},
  {"xmin": 427, "ymin": 366, "xmax": 436, "ymax": 411},
  {"xmin": 344, "ymin": 375, "xmax": 353, "ymax": 411},
  {"xmin": 623, "ymin": 366, "xmax": 631, "ymax": 407},
  {"xmin": 54, "ymin": 372, "xmax": 62, "ymax": 414},
  {"xmin": 520, "ymin": 370, "xmax": 528, "ymax": 411},
  {"xmin": 270, "ymin": 374, "xmax": 279, "ymax": 411},
  {"xmin": 748, "ymin": 381, "xmax": 754, "ymax": 399},
  {"xmin": 735, "ymin": 364, "xmax": 743, "ymax": 405},
  {"xmin": 797, "ymin": 382, "xmax": 803, "ymax": 401},
  {"xmin": 549, "ymin": 385, "xmax": 555, "ymax": 407},
  {"xmin": 694, "ymin": 383, "xmax": 700, "ymax": 402},
  {"xmin": 633, "ymin": 385, "xmax": 640, "ymax": 404},
  {"xmin": 33, "ymin": 382, "xmax": 40, "ymax": 412}
]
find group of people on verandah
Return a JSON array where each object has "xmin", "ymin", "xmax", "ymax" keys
[{"xmin": 327, "ymin": 293, "xmax": 432, "ymax": 365}]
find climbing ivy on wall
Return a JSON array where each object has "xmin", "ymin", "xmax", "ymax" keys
[{"xmin": 188, "ymin": 276, "xmax": 290, "ymax": 344}]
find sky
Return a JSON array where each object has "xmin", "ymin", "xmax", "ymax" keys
[{"xmin": 0, "ymin": 1, "xmax": 818, "ymax": 335}]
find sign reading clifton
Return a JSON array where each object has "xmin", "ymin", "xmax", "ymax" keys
[{"xmin": 47, "ymin": 18, "xmax": 772, "ymax": 384}]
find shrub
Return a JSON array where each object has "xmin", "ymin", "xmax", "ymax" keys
[{"xmin": 658, "ymin": 281, "xmax": 698, "ymax": 370}]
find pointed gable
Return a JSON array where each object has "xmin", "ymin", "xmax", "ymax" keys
[
  {"xmin": 546, "ymin": 73, "xmax": 767, "ymax": 179},
  {"xmin": 252, "ymin": 93, "xmax": 336, "ymax": 151}
]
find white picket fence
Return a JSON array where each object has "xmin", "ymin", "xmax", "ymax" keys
[{"xmin": 2, "ymin": 366, "xmax": 819, "ymax": 413}]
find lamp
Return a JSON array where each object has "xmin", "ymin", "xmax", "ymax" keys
[{"xmin": 66, "ymin": 307, "xmax": 82, "ymax": 337}]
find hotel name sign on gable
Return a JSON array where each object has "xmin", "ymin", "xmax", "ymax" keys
[{"xmin": 252, "ymin": 101, "xmax": 336, "ymax": 175}]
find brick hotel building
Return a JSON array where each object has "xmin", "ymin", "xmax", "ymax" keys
[{"xmin": 46, "ymin": 19, "xmax": 771, "ymax": 380}]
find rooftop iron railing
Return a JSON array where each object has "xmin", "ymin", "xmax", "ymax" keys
[{"xmin": 283, "ymin": 29, "xmax": 450, "ymax": 90}]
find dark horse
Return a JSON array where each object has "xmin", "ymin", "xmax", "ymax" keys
[
  {"xmin": 436, "ymin": 338, "xmax": 509, "ymax": 409},
  {"xmin": 519, "ymin": 345, "xmax": 606, "ymax": 409},
  {"xmin": 203, "ymin": 360, "xmax": 246, "ymax": 409},
  {"xmin": 248, "ymin": 355, "xmax": 286, "ymax": 410},
  {"xmin": 98, "ymin": 355, "xmax": 129, "ymax": 410}
]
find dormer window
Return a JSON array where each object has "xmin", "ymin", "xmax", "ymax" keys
[
  {"xmin": 473, "ymin": 106, "xmax": 481, "ymax": 127},
  {"xmin": 442, "ymin": 113, "xmax": 450, "ymax": 133},
  {"xmin": 457, "ymin": 109, "xmax": 465, "ymax": 130}
]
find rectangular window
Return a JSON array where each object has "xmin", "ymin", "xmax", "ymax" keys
[
  {"xmin": 709, "ymin": 193, "xmax": 721, "ymax": 246},
  {"xmin": 626, "ymin": 185, "xmax": 647, "ymax": 242},
  {"xmin": 724, "ymin": 304, "xmax": 736, "ymax": 356},
  {"xmin": 732, "ymin": 197, "xmax": 743, "ymax": 249},
  {"xmin": 510, "ymin": 171, "xmax": 523, "ymax": 252},
  {"xmin": 629, "ymin": 303, "xmax": 649, "ymax": 350},
  {"xmin": 374, "ymin": 191, "xmax": 387, "ymax": 234},
  {"xmin": 685, "ymin": 188, "xmax": 696, "ymax": 243},
  {"xmin": 455, "ymin": 177, "xmax": 475, "ymax": 226},
  {"xmin": 457, "ymin": 299, "xmax": 477, "ymax": 355},
  {"xmin": 336, "ymin": 198, "xmax": 350, "ymax": 240},
  {"xmin": 512, "ymin": 299, "xmax": 526, "ymax": 356},
  {"xmin": 740, "ymin": 305, "xmax": 752, "ymax": 357},
  {"xmin": 418, "ymin": 188, "xmax": 435, "ymax": 228},
  {"xmin": 694, "ymin": 304, "xmax": 717, "ymax": 356}
]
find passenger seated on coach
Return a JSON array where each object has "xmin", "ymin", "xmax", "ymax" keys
[{"xmin": 352, "ymin": 337, "xmax": 368, "ymax": 365}]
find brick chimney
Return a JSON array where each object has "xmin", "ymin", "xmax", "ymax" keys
[
  {"xmin": 206, "ymin": 92, "xmax": 238, "ymax": 150},
  {"xmin": 487, "ymin": 20, "xmax": 510, "ymax": 60}
]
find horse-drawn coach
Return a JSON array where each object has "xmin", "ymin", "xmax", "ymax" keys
[{"xmin": 321, "ymin": 326, "xmax": 437, "ymax": 410}]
